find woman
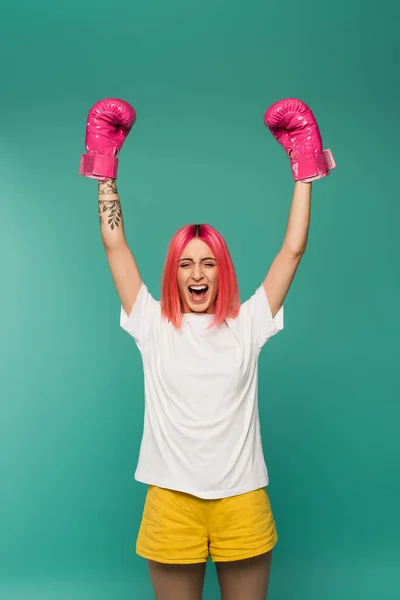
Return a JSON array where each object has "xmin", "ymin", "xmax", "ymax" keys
[{"xmin": 79, "ymin": 97, "xmax": 335, "ymax": 600}]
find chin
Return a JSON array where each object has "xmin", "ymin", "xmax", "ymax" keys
[{"xmin": 190, "ymin": 304, "xmax": 211, "ymax": 313}]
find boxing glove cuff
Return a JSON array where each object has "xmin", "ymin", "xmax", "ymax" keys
[
  {"xmin": 79, "ymin": 153, "xmax": 119, "ymax": 181},
  {"xmin": 292, "ymin": 149, "xmax": 336, "ymax": 183}
]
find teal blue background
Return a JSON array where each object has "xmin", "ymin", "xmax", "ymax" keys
[{"xmin": 1, "ymin": 0, "xmax": 399, "ymax": 598}]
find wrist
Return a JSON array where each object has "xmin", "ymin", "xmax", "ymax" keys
[
  {"xmin": 294, "ymin": 180, "xmax": 312, "ymax": 189},
  {"xmin": 98, "ymin": 179, "xmax": 119, "ymax": 199}
]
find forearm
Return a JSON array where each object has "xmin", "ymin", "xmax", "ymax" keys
[
  {"xmin": 281, "ymin": 181, "xmax": 312, "ymax": 255},
  {"xmin": 97, "ymin": 178, "xmax": 142, "ymax": 313},
  {"xmin": 98, "ymin": 179, "xmax": 127, "ymax": 249}
]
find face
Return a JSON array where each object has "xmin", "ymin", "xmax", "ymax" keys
[{"xmin": 177, "ymin": 238, "xmax": 219, "ymax": 314}]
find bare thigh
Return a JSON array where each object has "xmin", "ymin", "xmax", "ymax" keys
[
  {"xmin": 147, "ymin": 560, "xmax": 206, "ymax": 600},
  {"xmin": 215, "ymin": 551, "xmax": 273, "ymax": 600}
]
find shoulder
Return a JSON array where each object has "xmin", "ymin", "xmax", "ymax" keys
[
  {"xmin": 120, "ymin": 282, "xmax": 162, "ymax": 348},
  {"xmin": 227, "ymin": 285, "xmax": 284, "ymax": 348}
]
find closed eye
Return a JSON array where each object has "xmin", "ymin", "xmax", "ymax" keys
[{"xmin": 178, "ymin": 260, "xmax": 217, "ymax": 268}]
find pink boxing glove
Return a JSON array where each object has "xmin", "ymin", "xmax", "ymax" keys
[
  {"xmin": 79, "ymin": 98, "xmax": 136, "ymax": 181},
  {"xmin": 264, "ymin": 98, "xmax": 335, "ymax": 182}
]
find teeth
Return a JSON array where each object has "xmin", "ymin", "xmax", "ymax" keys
[{"xmin": 189, "ymin": 285, "xmax": 208, "ymax": 290}]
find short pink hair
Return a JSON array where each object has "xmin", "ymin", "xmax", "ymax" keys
[{"xmin": 161, "ymin": 223, "xmax": 240, "ymax": 329}]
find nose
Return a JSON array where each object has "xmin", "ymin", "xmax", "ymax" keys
[{"xmin": 192, "ymin": 263, "xmax": 203, "ymax": 280}]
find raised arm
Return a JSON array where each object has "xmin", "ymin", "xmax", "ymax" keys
[
  {"xmin": 262, "ymin": 98, "xmax": 336, "ymax": 317},
  {"xmin": 98, "ymin": 178, "xmax": 142, "ymax": 316},
  {"xmin": 79, "ymin": 98, "xmax": 142, "ymax": 316},
  {"xmin": 263, "ymin": 181, "xmax": 311, "ymax": 317}
]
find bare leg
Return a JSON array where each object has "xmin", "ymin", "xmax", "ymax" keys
[
  {"xmin": 215, "ymin": 551, "xmax": 273, "ymax": 600},
  {"xmin": 147, "ymin": 560, "xmax": 207, "ymax": 600}
]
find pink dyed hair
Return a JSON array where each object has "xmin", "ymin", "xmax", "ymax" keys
[{"xmin": 161, "ymin": 223, "xmax": 240, "ymax": 329}]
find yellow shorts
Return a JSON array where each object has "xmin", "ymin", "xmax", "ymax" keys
[{"xmin": 136, "ymin": 485, "xmax": 278, "ymax": 564}]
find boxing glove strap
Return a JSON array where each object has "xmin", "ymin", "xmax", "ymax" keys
[
  {"xmin": 79, "ymin": 153, "xmax": 119, "ymax": 181},
  {"xmin": 291, "ymin": 149, "xmax": 336, "ymax": 182}
]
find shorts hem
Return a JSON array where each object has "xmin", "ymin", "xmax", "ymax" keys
[
  {"xmin": 136, "ymin": 549, "xmax": 208, "ymax": 565},
  {"xmin": 211, "ymin": 537, "xmax": 278, "ymax": 563}
]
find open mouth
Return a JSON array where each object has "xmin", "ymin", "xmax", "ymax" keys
[{"xmin": 188, "ymin": 285, "xmax": 209, "ymax": 302}]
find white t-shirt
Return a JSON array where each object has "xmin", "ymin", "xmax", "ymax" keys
[{"xmin": 120, "ymin": 282, "xmax": 284, "ymax": 500}]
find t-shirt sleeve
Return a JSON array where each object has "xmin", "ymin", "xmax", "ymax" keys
[
  {"xmin": 120, "ymin": 282, "xmax": 161, "ymax": 350},
  {"xmin": 240, "ymin": 285, "xmax": 284, "ymax": 350}
]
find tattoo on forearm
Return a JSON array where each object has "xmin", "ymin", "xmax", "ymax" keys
[
  {"xmin": 98, "ymin": 179, "xmax": 123, "ymax": 230},
  {"xmin": 98, "ymin": 178, "xmax": 118, "ymax": 195},
  {"xmin": 98, "ymin": 198, "xmax": 122, "ymax": 230}
]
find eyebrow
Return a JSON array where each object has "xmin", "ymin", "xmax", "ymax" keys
[{"xmin": 178, "ymin": 257, "xmax": 216, "ymax": 262}]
